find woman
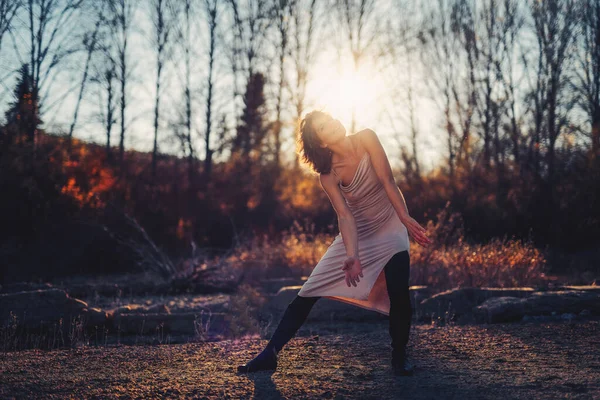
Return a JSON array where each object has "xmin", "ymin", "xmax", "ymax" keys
[{"xmin": 237, "ymin": 110, "xmax": 432, "ymax": 376}]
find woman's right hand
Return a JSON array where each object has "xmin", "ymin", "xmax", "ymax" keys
[
  {"xmin": 341, "ymin": 255, "xmax": 363, "ymax": 287},
  {"xmin": 401, "ymin": 214, "xmax": 433, "ymax": 247}
]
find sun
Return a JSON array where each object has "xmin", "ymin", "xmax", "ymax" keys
[{"xmin": 306, "ymin": 59, "xmax": 387, "ymax": 132}]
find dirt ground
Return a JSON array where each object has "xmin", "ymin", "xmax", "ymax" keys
[{"xmin": 1, "ymin": 318, "xmax": 599, "ymax": 400}]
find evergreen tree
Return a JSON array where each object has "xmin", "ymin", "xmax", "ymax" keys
[
  {"xmin": 231, "ymin": 72, "xmax": 269, "ymax": 164},
  {"xmin": 228, "ymin": 71, "xmax": 276, "ymax": 227},
  {"xmin": 1, "ymin": 64, "xmax": 42, "ymax": 148}
]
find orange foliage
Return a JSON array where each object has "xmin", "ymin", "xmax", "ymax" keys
[
  {"xmin": 176, "ymin": 217, "xmax": 193, "ymax": 241},
  {"xmin": 57, "ymin": 141, "xmax": 116, "ymax": 209}
]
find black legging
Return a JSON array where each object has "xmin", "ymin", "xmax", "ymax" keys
[{"xmin": 265, "ymin": 250, "xmax": 412, "ymax": 355}]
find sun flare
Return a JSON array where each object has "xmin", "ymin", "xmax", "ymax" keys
[{"xmin": 306, "ymin": 60, "xmax": 387, "ymax": 133}]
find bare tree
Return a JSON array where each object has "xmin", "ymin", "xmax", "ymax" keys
[
  {"xmin": 202, "ymin": 0, "xmax": 219, "ymax": 179},
  {"xmin": 381, "ymin": 0, "xmax": 422, "ymax": 181},
  {"xmin": 94, "ymin": 62, "xmax": 117, "ymax": 159},
  {"xmin": 19, "ymin": 0, "xmax": 86, "ymax": 149},
  {"xmin": 448, "ymin": 0, "xmax": 479, "ymax": 174},
  {"xmin": 150, "ymin": 0, "xmax": 176, "ymax": 180},
  {"xmin": 67, "ymin": 12, "xmax": 103, "ymax": 147},
  {"xmin": 107, "ymin": 0, "xmax": 137, "ymax": 167},
  {"xmin": 418, "ymin": 0, "xmax": 463, "ymax": 182},
  {"xmin": 269, "ymin": 0, "xmax": 294, "ymax": 170},
  {"xmin": 573, "ymin": 0, "xmax": 600, "ymax": 165},
  {"xmin": 288, "ymin": 0, "xmax": 319, "ymax": 168},
  {"xmin": 495, "ymin": 0, "xmax": 526, "ymax": 171},
  {"xmin": 225, "ymin": 0, "xmax": 275, "ymax": 125},
  {"xmin": 0, "ymin": 0, "xmax": 21, "ymax": 52},
  {"xmin": 86, "ymin": 9, "xmax": 119, "ymax": 160},
  {"xmin": 528, "ymin": 0, "xmax": 577, "ymax": 187},
  {"xmin": 167, "ymin": 0, "xmax": 200, "ymax": 185},
  {"xmin": 182, "ymin": 0, "xmax": 196, "ymax": 183}
]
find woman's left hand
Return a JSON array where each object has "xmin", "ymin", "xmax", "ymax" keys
[
  {"xmin": 341, "ymin": 255, "xmax": 363, "ymax": 287},
  {"xmin": 401, "ymin": 214, "xmax": 433, "ymax": 247}
]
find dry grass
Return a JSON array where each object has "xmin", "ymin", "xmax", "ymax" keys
[
  {"xmin": 222, "ymin": 204, "xmax": 549, "ymax": 290},
  {"xmin": 410, "ymin": 203, "xmax": 548, "ymax": 289},
  {"xmin": 224, "ymin": 283, "xmax": 270, "ymax": 340},
  {"xmin": 0, "ymin": 312, "xmax": 94, "ymax": 352},
  {"xmin": 223, "ymin": 219, "xmax": 333, "ymax": 283}
]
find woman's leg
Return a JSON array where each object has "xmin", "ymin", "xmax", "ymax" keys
[
  {"xmin": 237, "ymin": 293, "xmax": 321, "ymax": 373},
  {"xmin": 265, "ymin": 294, "xmax": 321, "ymax": 354},
  {"xmin": 383, "ymin": 251, "xmax": 413, "ymax": 360}
]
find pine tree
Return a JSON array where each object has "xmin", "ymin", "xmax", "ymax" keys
[
  {"xmin": 1, "ymin": 64, "xmax": 42, "ymax": 148},
  {"xmin": 231, "ymin": 72, "xmax": 269, "ymax": 164}
]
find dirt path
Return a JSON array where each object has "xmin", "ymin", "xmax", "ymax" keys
[{"xmin": 1, "ymin": 319, "xmax": 599, "ymax": 399}]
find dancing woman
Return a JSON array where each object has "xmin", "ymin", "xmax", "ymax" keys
[{"xmin": 237, "ymin": 110, "xmax": 432, "ymax": 376}]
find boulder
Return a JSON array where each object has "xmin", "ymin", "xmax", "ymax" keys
[
  {"xmin": 474, "ymin": 290, "xmax": 600, "ymax": 323},
  {"xmin": 472, "ymin": 296, "xmax": 526, "ymax": 323},
  {"xmin": 417, "ymin": 287, "xmax": 536, "ymax": 322},
  {"xmin": 110, "ymin": 303, "xmax": 171, "ymax": 315},
  {"xmin": 553, "ymin": 285, "xmax": 600, "ymax": 292},
  {"xmin": 260, "ymin": 277, "xmax": 307, "ymax": 294},
  {"xmin": 0, "ymin": 281, "xmax": 54, "ymax": 294},
  {"xmin": 264, "ymin": 286, "xmax": 385, "ymax": 322},
  {"xmin": 108, "ymin": 311, "xmax": 227, "ymax": 336},
  {"xmin": 409, "ymin": 285, "xmax": 437, "ymax": 305},
  {"xmin": 263, "ymin": 286, "xmax": 434, "ymax": 322},
  {"xmin": 0, "ymin": 288, "xmax": 107, "ymax": 329}
]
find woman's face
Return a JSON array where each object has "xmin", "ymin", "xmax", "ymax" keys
[{"xmin": 312, "ymin": 114, "xmax": 346, "ymax": 148}]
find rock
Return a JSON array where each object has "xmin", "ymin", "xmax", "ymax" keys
[
  {"xmin": 418, "ymin": 287, "xmax": 536, "ymax": 322},
  {"xmin": 108, "ymin": 300, "xmax": 171, "ymax": 315},
  {"xmin": 108, "ymin": 311, "xmax": 227, "ymax": 336},
  {"xmin": 474, "ymin": 290, "xmax": 600, "ymax": 323},
  {"xmin": 473, "ymin": 297, "xmax": 526, "ymax": 323},
  {"xmin": 532, "ymin": 315, "xmax": 551, "ymax": 321},
  {"xmin": 264, "ymin": 286, "xmax": 387, "ymax": 322},
  {"xmin": 86, "ymin": 307, "xmax": 108, "ymax": 326},
  {"xmin": 263, "ymin": 286, "xmax": 436, "ymax": 322},
  {"xmin": 111, "ymin": 303, "xmax": 171, "ymax": 315},
  {"xmin": 112, "ymin": 304, "xmax": 146, "ymax": 314},
  {"xmin": 0, "ymin": 288, "xmax": 107, "ymax": 329},
  {"xmin": 409, "ymin": 286, "xmax": 437, "ymax": 306},
  {"xmin": 0, "ymin": 282, "xmax": 54, "ymax": 294},
  {"xmin": 260, "ymin": 277, "xmax": 306, "ymax": 294},
  {"xmin": 554, "ymin": 285, "xmax": 600, "ymax": 292},
  {"xmin": 147, "ymin": 304, "xmax": 170, "ymax": 314},
  {"xmin": 266, "ymin": 285, "xmax": 303, "ymax": 310},
  {"xmin": 561, "ymin": 313, "xmax": 576, "ymax": 320},
  {"xmin": 526, "ymin": 290, "xmax": 600, "ymax": 315}
]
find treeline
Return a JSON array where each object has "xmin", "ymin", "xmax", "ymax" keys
[{"xmin": 0, "ymin": 0, "xmax": 599, "ymax": 281}]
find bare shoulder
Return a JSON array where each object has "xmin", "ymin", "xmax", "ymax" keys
[
  {"xmin": 355, "ymin": 129, "xmax": 378, "ymax": 153},
  {"xmin": 356, "ymin": 128, "xmax": 377, "ymax": 142},
  {"xmin": 319, "ymin": 171, "xmax": 336, "ymax": 187}
]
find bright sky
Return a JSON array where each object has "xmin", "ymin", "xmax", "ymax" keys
[
  {"xmin": 0, "ymin": 1, "xmax": 444, "ymax": 175},
  {"xmin": 302, "ymin": 50, "xmax": 441, "ymax": 173}
]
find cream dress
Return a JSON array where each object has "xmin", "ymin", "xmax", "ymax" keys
[{"xmin": 297, "ymin": 138, "xmax": 410, "ymax": 316}]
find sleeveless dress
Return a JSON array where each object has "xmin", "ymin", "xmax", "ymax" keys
[{"xmin": 297, "ymin": 137, "xmax": 410, "ymax": 316}]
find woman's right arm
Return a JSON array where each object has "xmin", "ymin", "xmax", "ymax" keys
[{"xmin": 319, "ymin": 173, "xmax": 359, "ymax": 259}]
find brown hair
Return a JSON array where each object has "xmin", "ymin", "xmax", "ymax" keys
[{"xmin": 295, "ymin": 110, "xmax": 333, "ymax": 174}]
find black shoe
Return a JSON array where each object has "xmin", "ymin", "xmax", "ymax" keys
[
  {"xmin": 392, "ymin": 349, "xmax": 416, "ymax": 376},
  {"xmin": 237, "ymin": 346, "xmax": 278, "ymax": 373}
]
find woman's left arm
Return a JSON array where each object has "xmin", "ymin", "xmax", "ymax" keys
[{"xmin": 359, "ymin": 129, "xmax": 432, "ymax": 247}]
